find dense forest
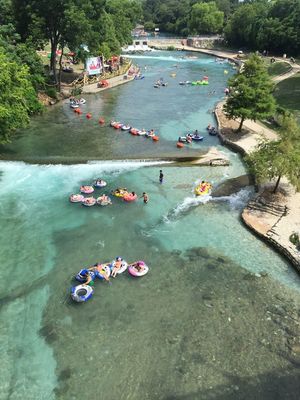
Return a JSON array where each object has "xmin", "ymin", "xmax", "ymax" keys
[{"xmin": 142, "ymin": 0, "xmax": 300, "ymax": 56}]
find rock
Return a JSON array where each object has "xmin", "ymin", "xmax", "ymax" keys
[{"xmin": 212, "ymin": 174, "xmax": 254, "ymax": 197}]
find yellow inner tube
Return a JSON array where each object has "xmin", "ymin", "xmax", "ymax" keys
[
  {"xmin": 195, "ymin": 183, "xmax": 212, "ymax": 196},
  {"xmin": 113, "ymin": 189, "xmax": 128, "ymax": 198}
]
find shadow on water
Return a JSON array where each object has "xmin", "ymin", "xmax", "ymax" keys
[{"xmin": 161, "ymin": 369, "xmax": 300, "ymax": 400}]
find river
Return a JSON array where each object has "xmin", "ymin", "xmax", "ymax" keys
[{"xmin": 0, "ymin": 51, "xmax": 299, "ymax": 400}]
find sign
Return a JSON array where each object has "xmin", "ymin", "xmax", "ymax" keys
[{"xmin": 86, "ymin": 57, "xmax": 102, "ymax": 75}]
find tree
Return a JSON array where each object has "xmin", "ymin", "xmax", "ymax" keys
[
  {"xmin": 223, "ymin": 54, "xmax": 276, "ymax": 132},
  {"xmin": 0, "ymin": 49, "xmax": 42, "ymax": 143},
  {"xmin": 246, "ymin": 115, "xmax": 300, "ymax": 193},
  {"xmin": 224, "ymin": 2, "xmax": 268, "ymax": 49},
  {"xmin": 189, "ymin": 2, "xmax": 224, "ymax": 34}
]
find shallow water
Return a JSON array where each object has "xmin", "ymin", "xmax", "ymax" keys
[{"xmin": 0, "ymin": 51, "xmax": 299, "ymax": 400}]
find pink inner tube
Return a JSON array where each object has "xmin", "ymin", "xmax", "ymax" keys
[
  {"xmin": 80, "ymin": 186, "xmax": 94, "ymax": 194},
  {"xmin": 123, "ymin": 193, "xmax": 137, "ymax": 202},
  {"xmin": 128, "ymin": 261, "xmax": 149, "ymax": 277},
  {"xmin": 69, "ymin": 194, "xmax": 85, "ymax": 203}
]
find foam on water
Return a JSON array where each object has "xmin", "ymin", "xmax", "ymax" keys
[
  {"xmin": 212, "ymin": 187, "xmax": 254, "ymax": 210},
  {"xmin": 124, "ymin": 53, "xmax": 215, "ymax": 64}
]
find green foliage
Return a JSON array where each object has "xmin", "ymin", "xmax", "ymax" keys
[
  {"xmin": 45, "ymin": 86, "xmax": 58, "ymax": 99},
  {"xmin": 71, "ymin": 87, "xmax": 82, "ymax": 97},
  {"xmin": 224, "ymin": 54, "xmax": 276, "ymax": 131},
  {"xmin": 189, "ymin": 2, "xmax": 224, "ymax": 34},
  {"xmin": 0, "ymin": 49, "xmax": 42, "ymax": 143},
  {"xmin": 289, "ymin": 233, "xmax": 300, "ymax": 249},
  {"xmin": 225, "ymin": 0, "xmax": 300, "ymax": 55},
  {"xmin": 167, "ymin": 45, "xmax": 175, "ymax": 51},
  {"xmin": 246, "ymin": 114, "xmax": 300, "ymax": 193}
]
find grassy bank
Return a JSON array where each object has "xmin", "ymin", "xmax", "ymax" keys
[
  {"xmin": 267, "ymin": 61, "xmax": 292, "ymax": 76},
  {"xmin": 273, "ymin": 73, "xmax": 300, "ymax": 121}
]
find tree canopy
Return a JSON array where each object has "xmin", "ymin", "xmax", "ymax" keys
[
  {"xmin": 223, "ymin": 54, "xmax": 276, "ymax": 131},
  {"xmin": 189, "ymin": 2, "xmax": 224, "ymax": 34},
  {"xmin": 246, "ymin": 115, "xmax": 300, "ymax": 193},
  {"xmin": 0, "ymin": 49, "xmax": 42, "ymax": 143},
  {"xmin": 141, "ymin": 0, "xmax": 300, "ymax": 55}
]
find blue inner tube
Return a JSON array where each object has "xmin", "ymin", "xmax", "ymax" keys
[
  {"xmin": 75, "ymin": 269, "xmax": 96, "ymax": 283},
  {"xmin": 71, "ymin": 285, "xmax": 93, "ymax": 302}
]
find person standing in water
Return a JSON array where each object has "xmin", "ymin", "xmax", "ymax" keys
[
  {"xmin": 159, "ymin": 170, "xmax": 164, "ymax": 184},
  {"xmin": 142, "ymin": 192, "xmax": 149, "ymax": 203}
]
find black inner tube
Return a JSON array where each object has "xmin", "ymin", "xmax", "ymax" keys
[{"xmin": 77, "ymin": 288, "xmax": 88, "ymax": 297}]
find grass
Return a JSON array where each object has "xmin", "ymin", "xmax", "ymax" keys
[
  {"xmin": 273, "ymin": 73, "xmax": 300, "ymax": 122},
  {"xmin": 267, "ymin": 61, "xmax": 292, "ymax": 76}
]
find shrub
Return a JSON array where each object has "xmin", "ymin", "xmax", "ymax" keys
[{"xmin": 289, "ymin": 233, "xmax": 300, "ymax": 250}]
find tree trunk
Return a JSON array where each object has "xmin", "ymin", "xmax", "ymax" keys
[
  {"xmin": 237, "ymin": 116, "xmax": 245, "ymax": 132},
  {"xmin": 58, "ymin": 45, "xmax": 64, "ymax": 93},
  {"xmin": 50, "ymin": 37, "xmax": 58, "ymax": 84},
  {"xmin": 273, "ymin": 175, "xmax": 281, "ymax": 194}
]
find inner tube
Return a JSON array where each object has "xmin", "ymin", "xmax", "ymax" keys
[
  {"xmin": 71, "ymin": 284, "xmax": 93, "ymax": 302},
  {"xmin": 177, "ymin": 142, "xmax": 184, "ymax": 148},
  {"xmin": 80, "ymin": 186, "xmax": 94, "ymax": 194},
  {"xmin": 82, "ymin": 197, "xmax": 96, "ymax": 206},
  {"xmin": 123, "ymin": 193, "xmax": 137, "ymax": 202},
  {"xmin": 152, "ymin": 136, "xmax": 159, "ymax": 141},
  {"xmin": 110, "ymin": 259, "xmax": 128, "ymax": 274},
  {"xmin": 128, "ymin": 261, "xmax": 149, "ymax": 277},
  {"xmin": 70, "ymin": 103, "xmax": 79, "ymax": 109},
  {"xmin": 112, "ymin": 188, "xmax": 128, "ymax": 198},
  {"xmin": 114, "ymin": 123, "xmax": 122, "ymax": 129},
  {"xmin": 209, "ymin": 128, "xmax": 218, "ymax": 136},
  {"xmin": 75, "ymin": 269, "xmax": 96, "ymax": 283},
  {"xmin": 194, "ymin": 183, "xmax": 212, "ymax": 196},
  {"xmin": 191, "ymin": 135, "xmax": 204, "ymax": 141},
  {"xmin": 94, "ymin": 180, "xmax": 107, "ymax": 188},
  {"xmin": 138, "ymin": 130, "xmax": 147, "ymax": 136},
  {"xmin": 121, "ymin": 125, "xmax": 131, "ymax": 131},
  {"xmin": 96, "ymin": 195, "xmax": 112, "ymax": 206},
  {"xmin": 95, "ymin": 265, "xmax": 111, "ymax": 280},
  {"xmin": 130, "ymin": 128, "xmax": 139, "ymax": 135},
  {"xmin": 79, "ymin": 98, "xmax": 86, "ymax": 104},
  {"xmin": 69, "ymin": 194, "xmax": 85, "ymax": 203}
]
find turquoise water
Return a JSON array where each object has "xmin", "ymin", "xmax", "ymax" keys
[
  {"xmin": 0, "ymin": 52, "xmax": 299, "ymax": 400},
  {"xmin": 0, "ymin": 51, "xmax": 234, "ymax": 162}
]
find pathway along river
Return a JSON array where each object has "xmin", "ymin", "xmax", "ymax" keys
[{"xmin": 0, "ymin": 51, "xmax": 299, "ymax": 400}]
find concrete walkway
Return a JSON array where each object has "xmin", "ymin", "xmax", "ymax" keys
[{"xmin": 82, "ymin": 73, "xmax": 135, "ymax": 94}]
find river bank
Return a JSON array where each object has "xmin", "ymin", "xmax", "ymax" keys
[{"xmin": 215, "ymin": 101, "xmax": 300, "ymax": 272}]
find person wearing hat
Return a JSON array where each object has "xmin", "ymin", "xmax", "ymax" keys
[{"xmin": 111, "ymin": 257, "xmax": 122, "ymax": 278}]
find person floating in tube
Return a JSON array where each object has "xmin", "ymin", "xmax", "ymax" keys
[{"xmin": 111, "ymin": 257, "xmax": 122, "ymax": 278}]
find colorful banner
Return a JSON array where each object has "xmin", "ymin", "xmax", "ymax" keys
[{"xmin": 86, "ymin": 57, "xmax": 102, "ymax": 75}]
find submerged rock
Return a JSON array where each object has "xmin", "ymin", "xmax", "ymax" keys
[{"xmin": 212, "ymin": 174, "xmax": 254, "ymax": 197}]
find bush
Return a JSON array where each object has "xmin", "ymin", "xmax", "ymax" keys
[
  {"xmin": 71, "ymin": 87, "xmax": 82, "ymax": 97},
  {"xmin": 289, "ymin": 233, "xmax": 300, "ymax": 250},
  {"xmin": 45, "ymin": 86, "xmax": 58, "ymax": 99},
  {"xmin": 167, "ymin": 45, "xmax": 175, "ymax": 51}
]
